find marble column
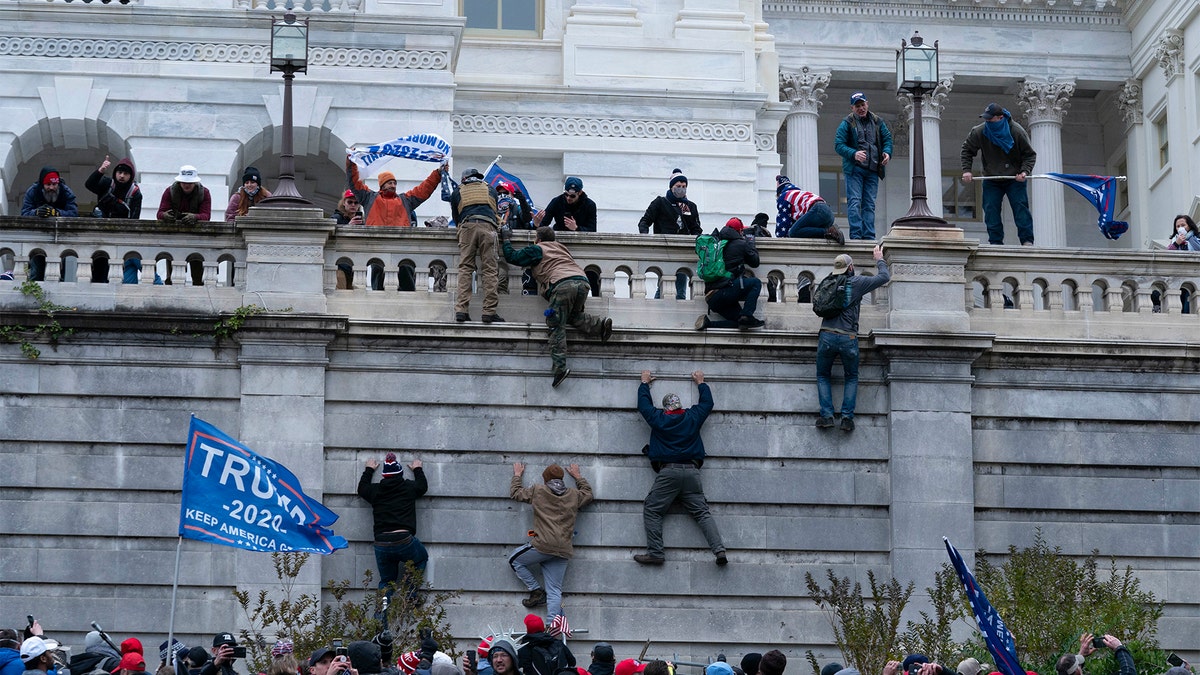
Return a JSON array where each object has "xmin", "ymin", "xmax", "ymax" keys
[
  {"xmin": 1017, "ymin": 76, "xmax": 1075, "ymax": 248},
  {"xmin": 1117, "ymin": 79, "xmax": 1148, "ymax": 248},
  {"xmin": 897, "ymin": 74, "xmax": 954, "ymax": 218},
  {"xmin": 778, "ymin": 66, "xmax": 830, "ymax": 191}
]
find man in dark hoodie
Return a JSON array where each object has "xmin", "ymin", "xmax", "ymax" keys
[
  {"xmin": 486, "ymin": 639, "xmax": 519, "ymax": 675},
  {"xmin": 586, "ymin": 645, "xmax": 614, "ymax": 675},
  {"xmin": 517, "ymin": 615, "xmax": 574, "ymax": 675},
  {"xmin": 634, "ymin": 369, "xmax": 726, "ymax": 566},
  {"xmin": 536, "ymin": 177, "xmax": 596, "ymax": 232},
  {"xmin": 357, "ymin": 452, "xmax": 430, "ymax": 617},
  {"xmin": 67, "ymin": 632, "xmax": 121, "ymax": 675},
  {"xmin": 22, "ymin": 166, "xmax": 79, "ymax": 219},
  {"xmin": 85, "ymin": 155, "xmax": 142, "ymax": 220},
  {"xmin": 695, "ymin": 217, "xmax": 763, "ymax": 330},
  {"xmin": 1, "ymin": 629, "xmax": 24, "ymax": 675}
]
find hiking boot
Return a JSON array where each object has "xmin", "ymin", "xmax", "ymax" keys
[
  {"xmin": 815, "ymin": 416, "xmax": 835, "ymax": 429},
  {"xmin": 715, "ymin": 552, "xmax": 728, "ymax": 566},
  {"xmin": 840, "ymin": 417, "xmax": 855, "ymax": 432},
  {"xmin": 552, "ymin": 369, "xmax": 571, "ymax": 388},
  {"xmin": 455, "ymin": 312, "xmax": 470, "ymax": 323},
  {"xmin": 600, "ymin": 317, "xmax": 613, "ymax": 343},
  {"xmin": 738, "ymin": 316, "xmax": 765, "ymax": 329},
  {"xmin": 695, "ymin": 315, "xmax": 710, "ymax": 330},
  {"xmin": 825, "ymin": 225, "xmax": 845, "ymax": 245},
  {"xmin": 633, "ymin": 553, "xmax": 665, "ymax": 565},
  {"xmin": 522, "ymin": 588, "xmax": 547, "ymax": 608},
  {"xmin": 482, "ymin": 314, "xmax": 505, "ymax": 324}
]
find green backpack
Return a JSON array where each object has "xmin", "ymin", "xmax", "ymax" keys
[{"xmin": 696, "ymin": 233, "xmax": 731, "ymax": 283}]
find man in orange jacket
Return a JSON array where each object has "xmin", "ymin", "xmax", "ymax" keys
[{"xmin": 345, "ymin": 157, "xmax": 444, "ymax": 227}]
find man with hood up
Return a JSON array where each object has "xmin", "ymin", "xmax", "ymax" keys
[
  {"xmin": 357, "ymin": 452, "xmax": 430, "ymax": 618},
  {"xmin": 507, "ymin": 462, "xmax": 593, "ymax": 620},
  {"xmin": 1, "ymin": 629, "xmax": 25, "ymax": 675},
  {"xmin": 695, "ymin": 217, "xmax": 764, "ymax": 331},
  {"xmin": 22, "ymin": 166, "xmax": 79, "ymax": 219},
  {"xmin": 85, "ymin": 155, "xmax": 142, "ymax": 220},
  {"xmin": 67, "ymin": 631, "xmax": 121, "ymax": 675}
]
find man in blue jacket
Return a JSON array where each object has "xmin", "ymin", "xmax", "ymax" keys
[
  {"xmin": 634, "ymin": 369, "xmax": 726, "ymax": 566},
  {"xmin": 834, "ymin": 93, "xmax": 892, "ymax": 241}
]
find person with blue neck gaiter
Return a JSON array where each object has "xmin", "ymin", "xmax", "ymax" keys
[{"xmin": 961, "ymin": 102, "xmax": 1038, "ymax": 246}]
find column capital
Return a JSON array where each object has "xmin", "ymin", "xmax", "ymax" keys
[
  {"xmin": 1153, "ymin": 29, "xmax": 1184, "ymax": 81},
  {"xmin": 897, "ymin": 73, "xmax": 955, "ymax": 122},
  {"xmin": 778, "ymin": 66, "xmax": 830, "ymax": 115},
  {"xmin": 1017, "ymin": 76, "xmax": 1076, "ymax": 125},
  {"xmin": 1117, "ymin": 78, "xmax": 1143, "ymax": 127}
]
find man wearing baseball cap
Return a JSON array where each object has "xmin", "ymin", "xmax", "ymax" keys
[
  {"xmin": 834, "ymin": 93, "xmax": 892, "ymax": 240},
  {"xmin": 200, "ymin": 633, "xmax": 240, "ymax": 675},
  {"xmin": 961, "ymin": 102, "xmax": 1037, "ymax": 246},
  {"xmin": 451, "ymin": 167, "xmax": 504, "ymax": 324},
  {"xmin": 20, "ymin": 636, "xmax": 61, "ymax": 675},
  {"xmin": 536, "ymin": 177, "xmax": 597, "ymax": 233}
]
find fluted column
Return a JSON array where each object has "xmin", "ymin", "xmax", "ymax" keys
[
  {"xmin": 778, "ymin": 66, "xmax": 830, "ymax": 191},
  {"xmin": 1017, "ymin": 76, "xmax": 1075, "ymax": 247},
  {"xmin": 897, "ymin": 74, "xmax": 954, "ymax": 218},
  {"xmin": 1117, "ymin": 79, "xmax": 1148, "ymax": 248}
]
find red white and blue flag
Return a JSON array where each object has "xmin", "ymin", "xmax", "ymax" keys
[
  {"xmin": 1041, "ymin": 173, "xmax": 1128, "ymax": 240},
  {"xmin": 944, "ymin": 537, "xmax": 1024, "ymax": 675}
]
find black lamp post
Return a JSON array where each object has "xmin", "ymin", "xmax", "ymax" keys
[
  {"xmin": 259, "ymin": 12, "xmax": 314, "ymax": 207},
  {"xmin": 892, "ymin": 31, "xmax": 950, "ymax": 228}
]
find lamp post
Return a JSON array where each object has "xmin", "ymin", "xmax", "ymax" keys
[
  {"xmin": 891, "ymin": 31, "xmax": 950, "ymax": 228},
  {"xmin": 259, "ymin": 12, "xmax": 314, "ymax": 207}
]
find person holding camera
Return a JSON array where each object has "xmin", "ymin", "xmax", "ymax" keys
[
  {"xmin": 1056, "ymin": 633, "xmax": 1135, "ymax": 675},
  {"xmin": 695, "ymin": 217, "xmax": 763, "ymax": 331},
  {"xmin": 309, "ymin": 646, "xmax": 358, "ymax": 675},
  {"xmin": 201, "ymin": 634, "xmax": 242, "ymax": 675}
]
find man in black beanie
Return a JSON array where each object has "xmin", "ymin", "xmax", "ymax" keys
[
  {"xmin": 587, "ymin": 644, "xmax": 615, "ymax": 675},
  {"xmin": 758, "ymin": 651, "xmax": 786, "ymax": 675},
  {"xmin": 358, "ymin": 451, "xmax": 429, "ymax": 619},
  {"xmin": 740, "ymin": 654, "xmax": 762, "ymax": 675}
]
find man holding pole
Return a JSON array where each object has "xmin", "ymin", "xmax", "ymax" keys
[{"xmin": 961, "ymin": 102, "xmax": 1037, "ymax": 246}]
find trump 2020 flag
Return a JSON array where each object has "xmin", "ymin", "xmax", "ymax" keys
[
  {"xmin": 180, "ymin": 417, "xmax": 348, "ymax": 554},
  {"xmin": 484, "ymin": 161, "xmax": 537, "ymax": 211},
  {"xmin": 1041, "ymin": 173, "xmax": 1129, "ymax": 241},
  {"xmin": 944, "ymin": 537, "xmax": 1023, "ymax": 675},
  {"xmin": 348, "ymin": 133, "xmax": 452, "ymax": 176}
]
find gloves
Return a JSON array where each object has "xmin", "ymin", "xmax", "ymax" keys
[
  {"xmin": 637, "ymin": 222, "xmax": 650, "ymax": 234},
  {"xmin": 181, "ymin": 213, "xmax": 198, "ymax": 226},
  {"xmin": 35, "ymin": 205, "xmax": 58, "ymax": 218},
  {"xmin": 499, "ymin": 226, "xmax": 512, "ymax": 242},
  {"xmin": 417, "ymin": 629, "xmax": 437, "ymax": 665},
  {"xmin": 163, "ymin": 210, "xmax": 178, "ymax": 222}
]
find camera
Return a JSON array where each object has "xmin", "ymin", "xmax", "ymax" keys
[
  {"xmin": 231, "ymin": 647, "xmax": 247, "ymax": 659},
  {"xmin": 1091, "ymin": 636, "xmax": 1105, "ymax": 649},
  {"xmin": 1167, "ymin": 654, "xmax": 1184, "ymax": 668},
  {"xmin": 333, "ymin": 639, "xmax": 348, "ymax": 658}
]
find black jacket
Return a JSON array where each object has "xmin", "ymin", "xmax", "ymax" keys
[
  {"xmin": 517, "ymin": 633, "xmax": 575, "ymax": 675},
  {"xmin": 541, "ymin": 192, "xmax": 597, "ymax": 232},
  {"xmin": 704, "ymin": 225, "xmax": 759, "ymax": 292},
  {"xmin": 357, "ymin": 467, "xmax": 428, "ymax": 537},
  {"xmin": 637, "ymin": 195, "xmax": 700, "ymax": 235}
]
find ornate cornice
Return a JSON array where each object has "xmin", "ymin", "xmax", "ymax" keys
[
  {"xmin": 779, "ymin": 66, "xmax": 830, "ymax": 115},
  {"xmin": 763, "ymin": 0, "xmax": 1122, "ymax": 26},
  {"xmin": 1017, "ymin": 76, "xmax": 1075, "ymax": 125},
  {"xmin": 1117, "ymin": 78, "xmax": 1142, "ymax": 127},
  {"xmin": 452, "ymin": 114, "xmax": 754, "ymax": 142},
  {"xmin": 0, "ymin": 37, "xmax": 449, "ymax": 70},
  {"xmin": 1153, "ymin": 29, "xmax": 1184, "ymax": 81},
  {"xmin": 756, "ymin": 133, "xmax": 776, "ymax": 152}
]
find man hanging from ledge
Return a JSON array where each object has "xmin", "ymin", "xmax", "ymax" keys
[{"xmin": 500, "ymin": 226, "xmax": 613, "ymax": 388}]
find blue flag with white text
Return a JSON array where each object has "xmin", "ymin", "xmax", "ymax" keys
[
  {"xmin": 1041, "ymin": 173, "xmax": 1128, "ymax": 240},
  {"xmin": 484, "ymin": 162, "xmax": 537, "ymax": 211},
  {"xmin": 945, "ymin": 537, "xmax": 1023, "ymax": 675},
  {"xmin": 180, "ymin": 417, "xmax": 348, "ymax": 554}
]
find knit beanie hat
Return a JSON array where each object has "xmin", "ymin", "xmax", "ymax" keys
[
  {"xmin": 564, "ymin": 177, "xmax": 583, "ymax": 192},
  {"xmin": 752, "ymin": 212, "xmax": 770, "ymax": 226},
  {"xmin": 477, "ymin": 637, "xmax": 493, "ymax": 660},
  {"xmin": 902, "ymin": 656, "xmax": 929, "ymax": 673},
  {"xmin": 241, "ymin": 167, "xmax": 261, "ymax": 185},
  {"xmin": 524, "ymin": 614, "xmax": 545, "ymax": 634},
  {"xmin": 378, "ymin": 171, "xmax": 397, "ymax": 187},
  {"xmin": 542, "ymin": 464, "xmax": 564, "ymax": 482},
  {"xmin": 741, "ymin": 654, "xmax": 763, "ymax": 675},
  {"xmin": 348, "ymin": 641, "xmax": 382, "ymax": 674},
  {"xmin": 759, "ymin": 651, "xmax": 786, "ymax": 675},
  {"xmin": 397, "ymin": 651, "xmax": 421, "ymax": 674},
  {"xmin": 382, "ymin": 452, "xmax": 403, "ymax": 477},
  {"xmin": 160, "ymin": 639, "xmax": 189, "ymax": 663},
  {"xmin": 669, "ymin": 169, "xmax": 687, "ymax": 188},
  {"xmin": 819, "ymin": 664, "xmax": 843, "ymax": 675}
]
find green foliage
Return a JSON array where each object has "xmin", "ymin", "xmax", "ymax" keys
[
  {"xmin": 805, "ymin": 569, "xmax": 914, "ymax": 675},
  {"xmin": 899, "ymin": 565, "xmax": 968, "ymax": 664},
  {"xmin": 212, "ymin": 304, "xmax": 268, "ymax": 344},
  {"xmin": 234, "ymin": 553, "xmax": 460, "ymax": 674},
  {"xmin": 0, "ymin": 280, "xmax": 75, "ymax": 359}
]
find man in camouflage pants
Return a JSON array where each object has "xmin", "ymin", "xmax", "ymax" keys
[{"xmin": 501, "ymin": 226, "xmax": 613, "ymax": 388}]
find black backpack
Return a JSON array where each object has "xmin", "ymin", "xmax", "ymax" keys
[
  {"xmin": 525, "ymin": 641, "xmax": 572, "ymax": 675},
  {"xmin": 811, "ymin": 273, "xmax": 853, "ymax": 318}
]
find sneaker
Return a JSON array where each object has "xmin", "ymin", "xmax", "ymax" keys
[
  {"xmin": 695, "ymin": 315, "xmax": 710, "ymax": 330},
  {"xmin": 815, "ymin": 416, "xmax": 835, "ymax": 429},
  {"xmin": 715, "ymin": 552, "xmax": 728, "ymax": 566},
  {"xmin": 840, "ymin": 417, "xmax": 855, "ymax": 432},
  {"xmin": 825, "ymin": 225, "xmax": 845, "ymax": 245},
  {"xmin": 482, "ymin": 314, "xmax": 505, "ymax": 324},
  {"xmin": 1021, "ymin": 241, "xmax": 1035, "ymax": 247},
  {"xmin": 455, "ymin": 312, "xmax": 470, "ymax": 322},
  {"xmin": 633, "ymin": 553, "xmax": 665, "ymax": 565},
  {"xmin": 552, "ymin": 369, "xmax": 571, "ymax": 388},
  {"xmin": 522, "ymin": 588, "xmax": 547, "ymax": 608},
  {"xmin": 600, "ymin": 317, "xmax": 613, "ymax": 343},
  {"xmin": 738, "ymin": 316, "xmax": 765, "ymax": 329}
]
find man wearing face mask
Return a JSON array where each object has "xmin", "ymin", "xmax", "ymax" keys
[
  {"xmin": 224, "ymin": 166, "xmax": 273, "ymax": 222},
  {"xmin": 961, "ymin": 102, "xmax": 1037, "ymax": 246},
  {"xmin": 637, "ymin": 169, "xmax": 701, "ymax": 300}
]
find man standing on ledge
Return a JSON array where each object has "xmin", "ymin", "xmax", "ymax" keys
[
  {"xmin": 834, "ymin": 92, "xmax": 891, "ymax": 241},
  {"xmin": 452, "ymin": 167, "xmax": 504, "ymax": 324},
  {"xmin": 961, "ymin": 102, "xmax": 1037, "ymax": 246},
  {"xmin": 815, "ymin": 246, "xmax": 890, "ymax": 433},
  {"xmin": 358, "ymin": 452, "xmax": 429, "ymax": 619},
  {"xmin": 634, "ymin": 370, "xmax": 726, "ymax": 566}
]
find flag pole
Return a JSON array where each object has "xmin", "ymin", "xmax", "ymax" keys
[
  {"xmin": 973, "ymin": 174, "xmax": 1127, "ymax": 181},
  {"xmin": 484, "ymin": 155, "xmax": 502, "ymax": 177},
  {"xmin": 165, "ymin": 535, "xmax": 183, "ymax": 668}
]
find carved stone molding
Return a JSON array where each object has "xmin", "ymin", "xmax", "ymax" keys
[
  {"xmin": 1017, "ymin": 76, "xmax": 1075, "ymax": 125},
  {"xmin": 764, "ymin": 0, "xmax": 1121, "ymax": 25},
  {"xmin": 247, "ymin": 244, "xmax": 323, "ymax": 262},
  {"xmin": 1117, "ymin": 78, "xmax": 1142, "ymax": 127},
  {"xmin": 897, "ymin": 73, "xmax": 955, "ymax": 122},
  {"xmin": 755, "ymin": 133, "xmax": 776, "ymax": 152},
  {"xmin": 1153, "ymin": 29, "xmax": 1184, "ymax": 81},
  {"xmin": 453, "ymin": 114, "xmax": 753, "ymax": 142},
  {"xmin": 892, "ymin": 262, "xmax": 964, "ymax": 283},
  {"xmin": 778, "ymin": 66, "xmax": 831, "ymax": 115},
  {"xmin": 0, "ymin": 37, "xmax": 449, "ymax": 70}
]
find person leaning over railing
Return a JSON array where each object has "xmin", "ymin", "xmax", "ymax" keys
[
  {"xmin": 224, "ymin": 166, "xmax": 272, "ymax": 223},
  {"xmin": 1152, "ymin": 213, "xmax": 1199, "ymax": 312},
  {"xmin": 10, "ymin": 166, "xmax": 79, "ymax": 282},
  {"xmin": 155, "ymin": 166, "xmax": 212, "ymax": 286},
  {"xmin": 84, "ymin": 155, "xmax": 144, "ymax": 283}
]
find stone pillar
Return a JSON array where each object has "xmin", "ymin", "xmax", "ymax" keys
[
  {"xmin": 874, "ymin": 232, "xmax": 992, "ymax": 595},
  {"xmin": 1017, "ymin": 76, "xmax": 1075, "ymax": 248},
  {"xmin": 236, "ymin": 206, "xmax": 335, "ymax": 313},
  {"xmin": 897, "ymin": 75, "xmax": 954, "ymax": 218},
  {"xmin": 778, "ymin": 66, "xmax": 830, "ymax": 191},
  {"xmin": 1117, "ymin": 79, "xmax": 1148, "ymax": 248}
]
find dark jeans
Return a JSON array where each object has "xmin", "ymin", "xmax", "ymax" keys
[
  {"xmin": 788, "ymin": 201, "xmax": 834, "ymax": 238},
  {"xmin": 654, "ymin": 272, "xmax": 690, "ymax": 300},
  {"xmin": 816, "ymin": 330, "xmax": 860, "ymax": 419},
  {"xmin": 642, "ymin": 465, "xmax": 724, "ymax": 557},
  {"xmin": 705, "ymin": 276, "xmax": 762, "ymax": 328},
  {"xmin": 374, "ymin": 532, "xmax": 428, "ymax": 615},
  {"xmin": 982, "ymin": 178, "xmax": 1034, "ymax": 245}
]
